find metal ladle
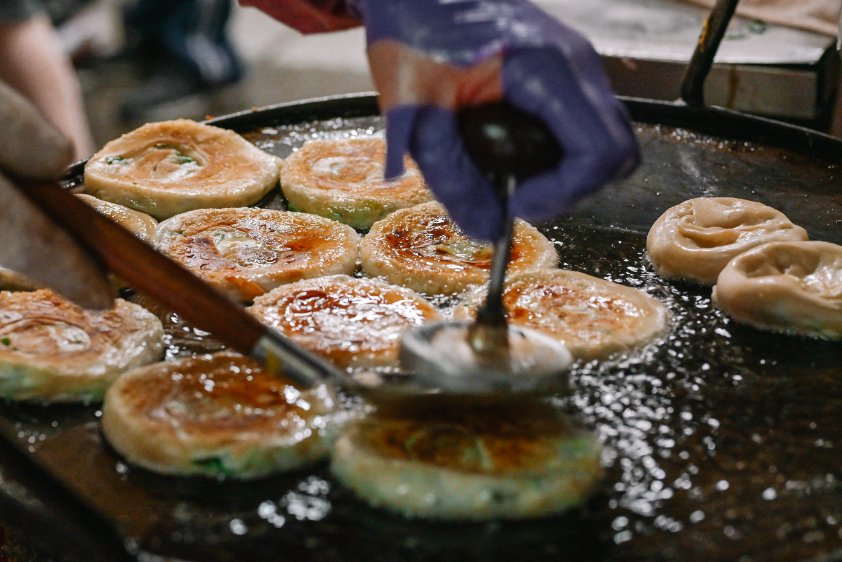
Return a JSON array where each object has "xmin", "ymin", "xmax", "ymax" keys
[{"xmin": 391, "ymin": 102, "xmax": 573, "ymax": 400}]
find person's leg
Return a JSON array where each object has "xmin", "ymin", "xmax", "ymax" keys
[
  {"xmin": 120, "ymin": 0, "xmax": 242, "ymax": 120},
  {"xmin": 0, "ymin": 13, "xmax": 95, "ymax": 158},
  {"xmin": 160, "ymin": 0, "xmax": 242, "ymax": 87}
]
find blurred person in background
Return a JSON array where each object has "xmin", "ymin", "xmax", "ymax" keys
[
  {"xmin": 0, "ymin": 0, "xmax": 94, "ymax": 159},
  {"xmin": 117, "ymin": 0, "xmax": 243, "ymax": 121}
]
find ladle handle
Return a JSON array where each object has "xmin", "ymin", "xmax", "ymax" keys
[
  {"xmin": 458, "ymin": 103, "xmax": 563, "ymax": 353},
  {"xmin": 457, "ymin": 102, "xmax": 563, "ymax": 187}
]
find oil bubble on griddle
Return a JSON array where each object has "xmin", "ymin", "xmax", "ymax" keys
[{"xmin": 243, "ymin": 117, "xmax": 380, "ymax": 160}]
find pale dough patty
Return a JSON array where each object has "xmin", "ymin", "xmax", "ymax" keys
[
  {"xmin": 76, "ymin": 194, "xmax": 157, "ymax": 242},
  {"xmin": 455, "ymin": 269, "xmax": 669, "ymax": 360},
  {"xmin": 713, "ymin": 241, "xmax": 842, "ymax": 339},
  {"xmin": 0, "ymin": 289, "xmax": 164, "ymax": 402},
  {"xmin": 154, "ymin": 208, "xmax": 360, "ymax": 302},
  {"xmin": 280, "ymin": 137, "xmax": 433, "ymax": 229},
  {"xmin": 249, "ymin": 275, "xmax": 441, "ymax": 369},
  {"xmin": 647, "ymin": 197, "xmax": 808, "ymax": 285},
  {"xmin": 360, "ymin": 202, "xmax": 558, "ymax": 295},
  {"xmin": 84, "ymin": 119, "xmax": 281, "ymax": 220},
  {"xmin": 102, "ymin": 351, "xmax": 338, "ymax": 479},
  {"xmin": 331, "ymin": 405, "xmax": 602, "ymax": 520}
]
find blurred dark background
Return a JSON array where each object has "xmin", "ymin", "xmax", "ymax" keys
[{"xmin": 45, "ymin": 0, "xmax": 842, "ymax": 150}]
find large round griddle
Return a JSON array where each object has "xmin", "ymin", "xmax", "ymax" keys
[
  {"xmin": 0, "ymin": 0, "xmax": 841, "ymax": 555},
  {"xmin": 0, "ymin": 92, "xmax": 837, "ymax": 562}
]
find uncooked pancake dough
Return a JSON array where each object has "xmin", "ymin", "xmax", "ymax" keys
[
  {"xmin": 102, "ymin": 351, "xmax": 338, "ymax": 479},
  {"xmin": 360, "ymin": 202, "xmax": 558, "ymax": 295},
  {"xmin": 713, "ymin": 240, "xmax": 842, "ymax": 339},
  {"xmin": 0, "ymin": 289, "xmax": 164, "ymax": 402},
  {"xmin": 84, "ymin": 119, "xmax": 281, "ymax": 220},
  {"xmin": 154, "ymin": 207, "xmax": 360, "ymax": 302},
  {"xmin": 647, "ymin": 197, "xmax": 808, "ymax": 285},
  {"xmin": 331, "ymin": 405, "xmax": 602, "ymax": 520},
  {"xmin": 280, "ymin": 137, "xmax": 433, "ymax": 229},
  {"xmin": 455, "ymin": 269, "xmax": 669, "ymax": 360},
  {"xmin": 249, "ymin": 275, "xmax": 441, "ymax": 369}
]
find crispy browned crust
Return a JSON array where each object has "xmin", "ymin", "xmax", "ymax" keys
[
  {"xmin": 154, "ymin": 207, "xmax": 360, "ymax": 302},
  {"xmin": 249, "ymin": 274, "xmax": 441, "ymax": 368},
  {"xmin": 360, "ymin": 202, "xmax": 558, "ymax": 295},
  {"xmin": 351, "ymin": 407, "xmax": 582, "ymax": 475},
  {"xmin": 280, "ymin": 137, "xmax": 432, "ymax": 228},
  {"xmin": 84, "ymin": 119, "xmax": 281, "ymax": 219},
  {"xmin": 331, "ymin": 405, "xmax": 603, "ymax": 520},
  {"xmin": 456, "ymin": 269, "xmax": 669, "ymax": 359},
  {"xmin": 0, "ymin": 289, "xmax": 163, "ymax": 402},
  {"xmin": 102, "ymin": 351, "xmax": 338, "ymax": 478}
]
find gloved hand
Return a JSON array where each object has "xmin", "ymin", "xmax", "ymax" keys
[
  {"xmin": 357, "ymin": 0, "xmax": 640, "ymax": 240},
  {"xmin": 0, "ymin": 81, "xmax": 112, "ymax": 308}
]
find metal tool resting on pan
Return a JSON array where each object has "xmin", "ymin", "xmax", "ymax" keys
[
  {"xmin": 4, "ymin": 177, "xmax": 350, "ymax": 389},
  {"xmin": 400, "ymin": 102, "xmax": 573, "ymax": 398}
]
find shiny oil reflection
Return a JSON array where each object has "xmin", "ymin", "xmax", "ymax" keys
[{"xmin": 101, "ymin": 119, "xmax": 841, "ymax": 561}]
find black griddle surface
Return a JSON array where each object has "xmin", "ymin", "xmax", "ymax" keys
[{"xmin": 0, "ymin": 102, "xmax": 840, "ymax": 562}]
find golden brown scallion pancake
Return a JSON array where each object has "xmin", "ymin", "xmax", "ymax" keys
[
  {"xmin": 647, "ymin": 197, "xmax": 808, "ymax": 285},
  {"xmin": 102, "ymin": 351, "xmax": 338, "ymax": 479},
  {"xmin": 84, "ymin": 119, "xmax": 281, "ymax": 219},
  {"xmin": 360, "ymin": 202, "xmax": 557, "ymax": 295},
  {"xmin": 75, "ymin": 194, "xmax": 159, "ymax": 290},
  {"xmin": 154, "ymin": 208, "xmax": 360, "ymax": 302},
  {"xmin": 713, "ymin": 240, "xmax": 842, "ymax": 339},
  {"xmin": 76, "ymin": 193, "xmax": 158, "ymax": 242},
  {"xmin": 249, "ymin": 275, "xmax": 441, "ymax": 369},
  {"xmin": 0, "ymin": 289, "xmax": 164, "ymax": 402},
  {"xmin": 455, "ymin": 269, "xmax": 669, "ymax": 360},
  {"xmin": 280, "ymin": 137, "xmax": 433, "ymax": 229},
  {"xmin": 331, "ymin": 405, "xmax": 602, "ymax": 520}
]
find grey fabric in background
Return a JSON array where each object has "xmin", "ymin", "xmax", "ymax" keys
[{"xmin": 0, "ymin": 0, "xmax": 42, "ymax": 23}]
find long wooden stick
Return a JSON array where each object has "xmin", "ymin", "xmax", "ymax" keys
[{"xmin": 15, "ymin": 181, "xmax": 341, "ymax": 388}]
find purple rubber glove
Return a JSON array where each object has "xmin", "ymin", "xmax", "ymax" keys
[{"xmin": 358, "ymin": 0, "xmax": 640, "ymax": 240}]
